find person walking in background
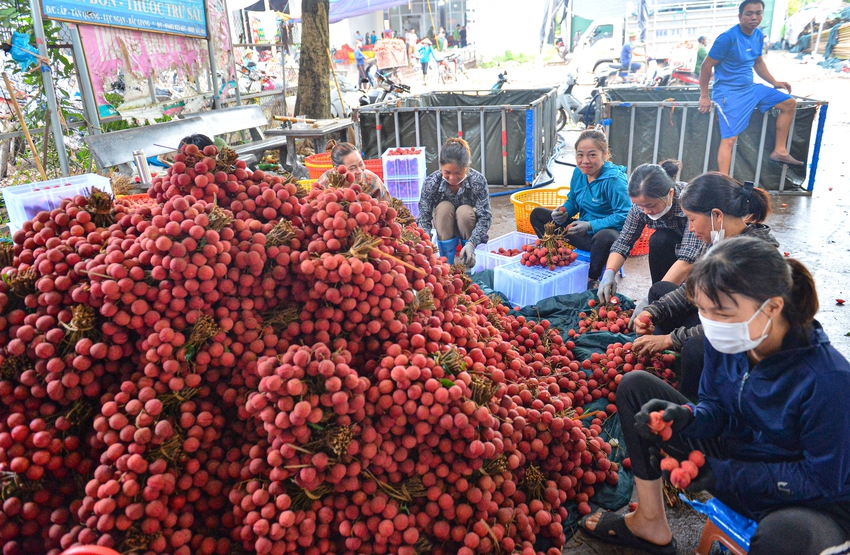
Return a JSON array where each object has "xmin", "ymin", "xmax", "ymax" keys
[
  {"xmin": 694, "ymin": 35, "xmax": 709, "ymax": 75},
  {"xmin": 371, "ymin": 30, "xmax": 377, "ymax": 44},
  {"xmin": 355, "ymin": 30, "xmax": 362, "ymax": 44},
  {"xmin": 699, "ymin": 0, "xmax": 802, "ymax": 174},
  {"xmin": 437, "ymin": 27, "xmax": 448, "ymax": 51},
  {"xmin": 460, "ymin": 25, "xmax": 468, "ymax": 47},
  {"xmin": 417, "ymin": 38, "xmax": 436, "ymax": 84},
  {"xmin": 407, "ymin": 28, "xmax": 418, "ymax": 66},
  {"xmin": 354, "ymin": 42, "xmax": 368, "ymax": 87},
  {"xmin": 453, "ymin": 24, "xmax": 461, "ymax": 47}
]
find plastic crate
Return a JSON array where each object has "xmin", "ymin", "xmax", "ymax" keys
[
  {"xmin": 2, "ymin": 174, "xmax": 112, "ymax": 235},
  {"xmin": 364, "ymin": 159, "xmax": 383, "ymax": 180},
  {"xmin": 382, "ymin": 148, "xmax": 426, "ymax": 201},
  {"xmin": 493, "ymin": 260, "xmax": 590, "ymax": 308},
  {"xmin": 305, "ymin": 152, "xmax": 332, "ymax": 180},
  {"xmin": 509, "ymin": 187, "xmax": 570, "ymax": 234},
  {"xmin": 630, "ymin": 225, "xmax": 655, "ymax": 256},
  {"xmin": 471, "ymin": 231, "xmax": 537, "ymax": 274}
]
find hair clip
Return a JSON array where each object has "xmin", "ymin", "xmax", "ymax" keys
[{"xmin": 742, "ymin": 181, "xmax": 754, "ymax": 198}]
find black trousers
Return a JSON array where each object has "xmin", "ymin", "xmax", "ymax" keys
[
  {"xmin": 647, "ymin": 227, "xmax": 682, "ymax": 284},
  {"xmin": 529, "ymin": 207, "xmax": 618, "ymax": 281},
  {"xmin": 616, "ymin": 371, "xmax": 850, "ymax": 555}
]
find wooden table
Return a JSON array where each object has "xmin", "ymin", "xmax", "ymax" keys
[{"xmin": 265, "ymin": 118, "xmax": 355, "ymax": 178}]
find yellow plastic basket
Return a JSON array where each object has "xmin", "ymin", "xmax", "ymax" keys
[{"xmin": 509, "ymin": 187, "xmax": 570, "ymax": 234}]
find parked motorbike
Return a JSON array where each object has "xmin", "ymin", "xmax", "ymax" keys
[
  {"xmin": 593, "ymin": 58, "xmax": 669, "ymax": 87},
  {"xmin": 358, "ymin": 71, "xmax": 411, "ymax": 107},
  {"xmin": 555, "ymin": 69, "xmax": 595, "ymax": 130},
  {"xmin": 670, "ymin": 67, "xmax": 701, "ymax": 86},
  {"xmin": 490, "ymin": 72, "xmax": 509, "ymax": 92},
  {"xmin": 555, "ymin": 38, "xmax": 568, "ymax": 62}
]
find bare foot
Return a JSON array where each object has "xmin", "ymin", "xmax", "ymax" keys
[
  {"xmin": 769, "ymin": 151, "xmax": 804, "ymax": 166},
  {"xmin": 584, "ymin": 511, "xmax": 673, "ymax": 547}
]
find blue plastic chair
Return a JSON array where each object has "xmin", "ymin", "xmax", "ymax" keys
[{"xmin": 680, "ymin": 494, "xmax": 757, "ymax": 555}]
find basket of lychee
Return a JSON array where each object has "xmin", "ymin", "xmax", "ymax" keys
[{"xmin": 520, "ymin": 221, "xmax": 579, "ymax": 270}]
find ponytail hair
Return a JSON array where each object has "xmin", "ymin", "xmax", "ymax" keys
[
  {"xmin": 685, "ymin": 236, "xmax": 818, "ymax": 329},
  {"xmin": 680, "ymin": 172, "xmax": 771, "ymax": 223},
  {"xmin": 628, "ymin": 163, "xmax": 675, "ymax": 199},
  {"xmin": 440, "ymin": 138, "xmax": 471, "ymax": 168},
  {"xmin": 659, "ymin": 159, "xmax": 682, "ymax": 181}
]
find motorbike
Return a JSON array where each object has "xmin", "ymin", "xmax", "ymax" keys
[
  {"xmin": 670, "ymin": 67, "xmax": 701, "ymax": 86},
  {"xmin": 555, "ymin": 37, "xmax": 568, "ymax": 62},
  {"xmin": 593, "ymin": 57, "xmax": 670, "ymax": 88},
  {"xmin": 437, "ymin": 53, "xmax": 467, "ymax": 83},
  {"xmin": 490, "ymin": 72, "xmax": 509, "ymax": 92},
  {"xmin": 555, "ymin": 69, "xmax": 595, "ymax": 130},
  {"xmin": 358, "ymin": 71, "xmax": 411, "ymax": 107}
]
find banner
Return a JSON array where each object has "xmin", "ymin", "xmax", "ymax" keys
[{"xmin": 42, "ymin": 0, "xmax": 208, "ymax": 38}]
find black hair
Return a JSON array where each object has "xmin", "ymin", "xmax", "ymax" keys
[
  {"xmin": 680, "ymin": 172, "xmax": 771, "ymax": 223},
  {"xmin": 178, "ymin": 134, "xmax": 214, "ymax": 150},
  {"xmin": 738, "ymin": 0, "xmax": 764, "ymax": 14},
  {"xmin": 574, "ymin": 129, "xmax": 609, "ymax": 157},
  {"xmin": 659, "ymin": 159, "xmax": 682, "ymax": 180},
  {"xmin": 330, "ymin": 142, "xmax": 359, "ymax": 167},
  {"xmin": 628, "ymin": 163, "xmax": 675, "ymax": 199},
  {"xmin": 686, "ymin": 236, "xmax": 818, "ymax": 329},
  {"xmin": 698, "ymin": 36, "xmax": 708, "ymax": 44},
  {"xmin": 440, "ymin": 138, "xmax": 471, "ymax": 168}
]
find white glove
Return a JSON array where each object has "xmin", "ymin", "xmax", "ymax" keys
[
  {"xmin": 459, "ymin": 242, "xmax": 476, "ymax": 269},
  {"xmin": 598, "ymin": 268, "xmax": 617, "ymax": 303},
  {"xmin": 551, "ymin": 207, "xmax": 569, "ymax": 225},
  {"xmin": 630, "ymin": 298, "xmax": 649, "ymax": 331}
]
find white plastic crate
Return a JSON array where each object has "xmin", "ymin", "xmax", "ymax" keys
[
  {"xmin": 471, "ymin": 231, "xmax": 537, "ymax": 274},
  {"xmin": 2, "ymin": 174, "xmax": 112, "ymax": 235},
  {"xmin": 382, "ymin": 148, "xmax": 426, "ymax": 201},
  {"xmin": 493, "ymin": 260, "xmax": 590, "ymax": 308},
  {"xmin": 403, "ymin": 200, "xmax": 419, "ymax": 218}
]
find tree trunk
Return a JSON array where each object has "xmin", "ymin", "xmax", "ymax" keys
[{"xmin": 295, "ymin": 0, "xmax": 331, "ymax": 119}]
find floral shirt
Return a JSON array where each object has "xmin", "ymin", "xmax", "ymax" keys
[
  {"xmin": 417, "ymin": 168, "xmax": 491, "ymax": 247},
  {"xmin": 318, "ymin": 169, "xmax": 388, "ymax": 201}
]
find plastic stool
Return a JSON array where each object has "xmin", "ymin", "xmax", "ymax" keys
[{"xmin": 680, "ymin": 494, "xmax": 757, "ymax": 555}]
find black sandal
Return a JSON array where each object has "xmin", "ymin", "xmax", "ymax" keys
[{"xmin": 580, "ymin": 511, "xmax": 677, "ymax": 555}]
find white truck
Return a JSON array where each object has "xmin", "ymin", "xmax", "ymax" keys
[{"xmin": 568, "ymin": 0, "xmax": 741, "ymax": 73}]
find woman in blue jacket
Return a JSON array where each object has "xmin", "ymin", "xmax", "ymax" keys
[
  {"xmin": 582, "ymin": 236, "xmax": 850, "ymax": 555},
  {"xmin": 529, "ymin": 129, "xmax": 631, "ymax": 285}
]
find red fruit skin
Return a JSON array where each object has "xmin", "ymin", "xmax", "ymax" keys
[
  {"xmin": 659, "ymin": 457, "xmax": 679, "ymax": 473},
  {"xmin": 669, "ymin": 468, "xmax": 691, "ymax": 489},
  {"xmin": 336, "ymin": 165, "xmax": 347, "ymax": 174},
  {"xmin": 659, "ymin": 427, "xmax": 673, "ymax": 441},
  {"xmin": 680, "ymin": 460, "xmax": 699, "ymax": 479},
  {"xmin": 688, "ymin": 450, "xmax": 706, "ymax": 468},
  {"xmin": 558, "ymin": 206, "xmax": 566, "ymax": 213},
  {"xmin": 648, "ymin": 412, "xmax": 667, "ymax": 433},
  {"xmin": 837, "ymin": 299, "xmax": 846, "ymax": 305}
]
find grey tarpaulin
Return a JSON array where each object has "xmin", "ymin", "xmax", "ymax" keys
[
  {"xmin": 603, "ymin": 87, "xmax": 816, "ymax": 191},
  {"xmin": 358, "ymin": 89, "xmax": 558, "ymax": 186}
]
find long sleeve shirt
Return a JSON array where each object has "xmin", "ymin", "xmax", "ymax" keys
[{"xmin": 417, "ymin": 168, "xmax": 491, "ymax": 247}]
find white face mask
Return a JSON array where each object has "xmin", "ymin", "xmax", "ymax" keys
[
  {"xmin": 710, "ymin": 213, "xmax": 725, "ymax": 245},
  {"xmin": 646, "ymin": 192, "xmax": 673, "ymax": 221},
  {"xmin": 699, "ymin": 299, "xmax": 772, "ymax": 354}
]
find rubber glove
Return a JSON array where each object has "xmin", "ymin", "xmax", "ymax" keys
[
  {"xmin": 629, "ymin": 299, "xmax": 650, "ymax": 332},
  {"xmin": 551, "ymin": 207, "xmax": 568, "ymax": 225},
  {"xmin": 458, "ymin": 242, "xmax": 476, "ymax": 269},
  {"xmin": 567, "ymin": 220, "xmax": 592, "ymax": 235},
  {"xmin": 597, "ymin": 268, "xmax": 617, "ymax": 303},
  {"xmin": 635, "ymin": 399, "xmax": 694, "ymax": 441}
]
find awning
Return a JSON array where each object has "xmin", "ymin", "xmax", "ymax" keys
[{"xmin": 285, "ymin": 0, "xmax": 409, "ymax": 24}]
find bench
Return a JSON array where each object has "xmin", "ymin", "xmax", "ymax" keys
[
  {"xmin": 188, "ymin": 105, "xmax": 287, "ymax": 162},
  {"xmin": 84, "ymin": 105, "xmax": 284, "ymax": 176}
]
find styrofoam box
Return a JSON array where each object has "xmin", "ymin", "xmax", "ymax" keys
[
  {"xmin": 2, "ymin": 174, "xmax": 113, "ymax": 235},
  {"xmin": 494, "ymin": 260, "xmax": 590, "ymax": 308},
  {"xmin": 382, "ymin": 148, "xmax": 426, "ymax": 201},
  {"xmin": 471, "ymin": 231, "xmax": 537, "ymax": 274}
]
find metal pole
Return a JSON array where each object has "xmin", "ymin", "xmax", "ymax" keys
[
  {"xmin": 753, "ymin": 111, "xmax": 769, "ymax": 187},
  {"xmin": 677, "ymin": 106, "xmax": 687, "ymax": 162},
  {"xmin": 652, "ymin": 105, "xmax": 662, "ymax": 163},
  {"xmin": 147, "ymin": 75, "xmax": 157, "ymax": 104},
  {"xmin": 729, "ymin": 140, "xmax": 738, "ymax": 178},
  {"xmin": 223, "ymin": 0, "xmax": 241, "ymax": 106},
  {"xmin": 376, "ymin": 113, "xmax": 382, "ymax": 154},
  {"xmin": 29, "ymin": 0, "xmax": 69, "ymax": 175},
  {"xmin": 626, "ymin": 106, "xmax": 635, "ymax": 173},
  {"xmin": 69, "ymin": 25, "xmax": 100, "ymax": 135},
  {"xmin": 813, "ymin": 20, "xmax": 825, "ymax": 57},
  {"xmin": 436, "ymin": 109, "xmax": 442, "ymax": 160},
  {"xmin": 205, "ymin": 0, "xmax": 221, "ymax": 109},
  {"xmin": 394, "ymin": 111, "xmax": 401, "ymax": 147},
  {"xmin": 457, "ymin": 108, "xmax": 462, "ymax": 138},
  {"xmin": 414, "ymin": 110, "xmax": 421, "ymax": 146},
  {"xmin": 778, "ymin": 113, "xmax": 797, "ymax": 192},
  {"xmin": 566, "ymin": 0, "xmax": 573, "ymax": 52},
  {"xmin": 703, "ymin": 108, "xmax": 715, "ymax": 173},
  {"xmin": 479, "ymin": 109, "xmax": 485, "ymax": 175},
  {"xmin": 501, "ymin": 108, "xmax": 508, "ymax": 187}
]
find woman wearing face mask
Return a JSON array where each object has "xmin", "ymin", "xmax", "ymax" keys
[
  {"xmin": 529, "ymin": 129, "xmax": 631, "ymax": 286},
  {"xmin": 598, "ymin": 163, "xmax": 706, "ymax": 303},
  {"xmin": 582, "ymin": 237, "xmax": 850, "ymax": 555},
  {"xmin": 631, "ymin": 173, "xmax": 776, "ymax": 399},
  {"xmin": 318, "ymin": 142, "xmax": 389, "ymax": 201},
  {"xmin": 417, "ymin": 138, "xmax": 492, "ymax": 269}
]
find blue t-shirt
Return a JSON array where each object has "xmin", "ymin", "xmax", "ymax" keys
[
  {"xmin": 708, "ymin": 25, "xmax": 764, "ymax": 90},
  {"xmin": 620, "ymin": 42, "xmax": 634, "ymax": 66}
]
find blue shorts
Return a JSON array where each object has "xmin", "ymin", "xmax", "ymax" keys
[{"xmin": 712, "ymin": 83, "xmax": 792, "ymax": 139}]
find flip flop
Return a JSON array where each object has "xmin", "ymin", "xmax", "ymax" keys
[
  {"xmin": 580, "ymin": 511, "xmax": 677, "ymax": 555},
  {"xmin": 769, "ymin": 153, "xmax": 804, "ymax": 166}
]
